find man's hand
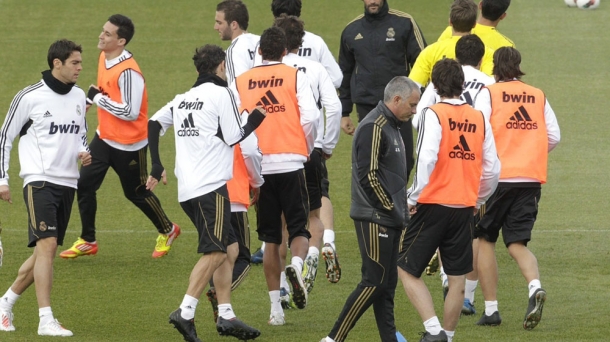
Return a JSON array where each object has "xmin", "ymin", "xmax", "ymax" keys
[
  {"xmin": 0, "ymin": 185, "xmax": 12, "ymax": 204},
  {"xmin": 250, "ymin": 187, "xmax": 261, "ymax": 206},
  {"xmin": 408, "ymin": 204, "xmax": 417, "ymax": 216},
  {"xmin": 87, "ymin": 85, "xmax": 100, "ymax": 103},
  {"xmin": 323, "ymin": 152, "xmax": 332, "ymax": 160},
  {"xmin": 146, "ymin": 169, "xmax": 167, "ymax": 191},
  {"xmin": 473, "ymin": 207, "xmax": 479, "ymax": 216},
  {"xmin": 341, "ymin": 117, "xmax": 355, "ymax": 135},
  {"xmin": 78, "ymin": 152, "xmax": 91, "ymax": 166}
]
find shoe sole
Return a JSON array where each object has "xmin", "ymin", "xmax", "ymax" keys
[
  {"xmin": 461, "ymin": 306, "xmax": 476, "ymax": 316},
  {"xmin": 217, "ymin": 325, "xmax": 261, "ymax": 340},
  {"xmin": 169, "ymin": 313, "xmax": 201, "ymax": 342},
  {"xmin": 523, "ymin": 290, "xmax": 546, "ymax": 330},
  {"xmin": 285, "ymin": 266, "xmax": 307, "ymax": 309},
  {"xmin": 59, "ymin": 251, "xmax": 97, "ymax": 259},
  {"xmin": 321, "ymin": 248, "xmax": 341, "ymax": 283},
  {"xmin": 303, "ymin": 259, "xmax": 318, "ymax": 294}
]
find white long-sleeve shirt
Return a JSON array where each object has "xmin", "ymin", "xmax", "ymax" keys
[
  {"xmin": 92, "ymin": 50, "xmax": 147, "ymax": 151},
  {"xmin": 230, "ymin": 61, "xmax": 319, "ymax": 174},
  {"xmin": 282, "ymin": 53, "xmax": 341, "ymax": 155},
  {"xmin": 414, "ymin": 65, "xmax": 495, "ymax": 128},
  {"xmin": 0, "ymin": 80, "xmax": 89, "ymax": 189},
  {"xmin": 300, "ymin": 31, "xmax": 343, "ymax": 89},
  {"xmin": 226, "ymin": 33, "xmax": 260, "ymax": 86},
  {"xmin": 474, "ymin": 82, "xmax": 561, "ymax": 183},
  {"xmin": 408, "ymin": 98, "xmax": 501, "ymax": 208}
]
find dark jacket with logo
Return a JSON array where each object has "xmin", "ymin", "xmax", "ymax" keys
[
  {"xmin": 350, "ymin": 101, "xmax": 408, "ymax": 229},
  {"xmin": 339, "ymin": 0, "xmax": 426, "ymax": 116}
]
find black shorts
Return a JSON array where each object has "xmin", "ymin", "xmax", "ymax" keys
[
  {"xmin": 257, "ymin": 170, "xmax": 311, "ymax": 245},
  {"xmin": 304, "ymin": 149, "xmax": 323, "ymax": 210},
  {"xmin": 398, "ymin": 204, "xmax": 474, "ymax": 277},
  {"xmin": 23, "ymin": 181, "xmax": 75, "ymax": 247},
  {"xmin": 180, "ymin": 185, "xmax": 232, "ymax": 254},
  {"xmin": 475, "ymin": 186, "xmax": 541, "ymax": 247},
  {"xmin": 320, "ymin": 157, "xmax": 330, "ymax": 199}
]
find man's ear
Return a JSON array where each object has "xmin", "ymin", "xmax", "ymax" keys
[{"xmin": 53, "ymin": 58, "xmax": 62, "ymax": 70}]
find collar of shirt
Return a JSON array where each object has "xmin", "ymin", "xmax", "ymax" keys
[
  {"xmin": 439, "ymin": 98, "xmax": 467, "ymax": 105},
  {"xmin": 105, "ymin": 50, "xmax": 133, "ymax": 68}
]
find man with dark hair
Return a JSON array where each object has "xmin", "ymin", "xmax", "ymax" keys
[
  {"xmin": 438, "ymin": 0, "xmax": 515, "ymax": 51},
  {"xmin": 215, "ymin": 0, "xmax": 260, "ymax": 85},
  {"xmin": 232, "ymin": 26, "xmax": 319, "ymax": 325},
  {"xmin": 148, "ymin": 44, "xmax": 264, "ymax": 342},
  {"xmin": 0, "ymin": 39, "xmax": 91, "ymax": 337},
  {"xmin": 60, "ymin": 14, "xmax": 180, "ymax": 260},
  {"xmin": 415, "ymin": 34, "xmax": 495, "ymax": 316},
  {"xmin": 273, "ymin": 14, "xmax": 341, "ymax": 298},
  {"xmin": 473, "ymin": 47, "xmax": 560, "ymax": 330},
  {"xmin": 320, "ymin": 76, "xmax": 419, "ymax": 342},
  {"xmin": 339, "ymin": 0, "xmax": 426, "ymax": 187},
  {"xmin": 399, "ymin": 58, "xmax": 500, "ymax": 342}
]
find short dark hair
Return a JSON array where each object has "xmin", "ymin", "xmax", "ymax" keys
[
  {"xmin": 273, "ymin": 14, "xmax": 304, "ymax": 51},
  {"xmin": 493, "ymin": 46, "xmax": 525, "ymax": 81},
  {"xmin": 260, "ymin": 26, "xmax": 286, "ymax": 61},
  {"xmin": 216, "ymin": 0, "xmax": 249, "ymax": 30},
  {"xmin": 47, "ymin": 39, "xmax": 82, "ymax": 69},
  {"xmin": 271, "ymin": 0, "xmax": 302, "ymax": 18},
  {"xmin": 108, "ymin": 14, "xmax": 135, "ymax": 45},
  {"xmin": 450, "ymin": 0, "xmax": 478, "ymax": 33},
  {"xmin": 455, "ymin": 34, "xmax": 485, "ymax": 67},
  {"xmin": 481, "ymin": 0, "xmax": 511, "ymax": 21},
  {"xmin": 193, "ymin": 45, "xmax": 226, "ymax": 74},
  {"xmin": 432, "ymin": 58, "xmax": 464, "ymax": 98}
]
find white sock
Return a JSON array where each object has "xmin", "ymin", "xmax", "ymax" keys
[
  {"xmin": 465, "ymin": 279, "xmax": 478, "ymax": 302},
  {"xmin": 323, "ymin": 229, "xmax": 335, "ymax": 249},
  {"xmin": 291, "ymin": 256, "xmax": 304, "ymax": 275},
  {"xmin": 485, "ymin": 300, "xmax": 498, "ymax": 316},
  {"xmin": 179, "ymin": 294, "xmax": 199, "ymax": 320},
  {"xmin": 218, "ymin": 304, "xmax": 236, "ymax": 320},
  {"xmin": 269, "ymin": 290, "xmax": 283, "ymax": 313},
  {"xmin": 39, "ymin": 306, "xmax": 54, "ymax": 327},
  {"xmin": 423, "ymin": 316, "xmax": 442, "ymax": 335},
  {"xmin": 260, "ymin": 242, "xmax": 266, "ymax": 252},
  {"xmin": 323, "ymin": 336, "xmax": 336, "ymax": 342},
  {"xmin": 528, "ymin": 279, "xmax": 541, "ymax": 297},
  {"xmin": 308, "ymin": 247, "xmax": 319, "ymax": 258},
  {"xmin": 280, "ymin": 272, "xmax": 290, "ymax": 290},
  {"xmin": 446, "ymin": 330, "xmax": 454, "ymax": 342},
  {"xmin": 0, "ymin": 288, "xmax": 20, "ymax": 310}
]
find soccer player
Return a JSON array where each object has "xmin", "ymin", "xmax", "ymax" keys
[
  {"xmin": 0, "ymin": 39, "xmax": 91, "ymax": 337},
  {"xmin": 408, "ymin": 0, "xmax": 495, "ymax": 88},
  {"xmin": 398, "ymin": 58, "xmax": 500, "ymax": 342},
  {"xmin": 147, "ymin": 44, "xmax": 265, "ymax": 342},
  {"xmin": 215, "ymin": 0, "xmax": 260, "ymax": 86},
  {"xmin": 437, "ymin": 0, "xmax": 515, "ymax": 51},
  {"xmin": 273, "ymin": 14, "xmax": 342, "ymax": 296},
  {"xmin": 473, "ymin": 47, "xmax": 560, "ymax": 330},
  {"xmin": 320, "ymin": 76, "xmax": 420, "ymax": 342},
  {"xmin": 232, "ymin": 27, "xmax": 319, "ymax": 325},
  {"xmin": 60, "ymin": 14, "xmax": 180, "ymax": 260}
]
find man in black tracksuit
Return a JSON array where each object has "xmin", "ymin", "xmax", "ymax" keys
[
  {"xmin": 338, "ymin": 0, "xmax": 426, "ymax": 180},
  {"xmin": 321, "ymin": 77, "xmax": 420, "ymax": 342}
]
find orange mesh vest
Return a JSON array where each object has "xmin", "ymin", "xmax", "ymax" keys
[
  {"xmin": 97, "ymin": 52, "xmax": 148, "ymax": 144},
  {"xmin": 487, "ymin": 81, "xmax": 548, "ymax": 183},
  {"xmin": 227, "ymin": 144, "xmax": 250, "ymax": 208},
  {"xmin": 418, "ymin": 103, "xmax": 485, "ymax": 207},
  {"xmin": 235, "ymin": 64, "xmax": 307, "ymax": 157}
]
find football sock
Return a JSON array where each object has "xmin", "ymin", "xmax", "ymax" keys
[
  {"xmin": 39, "ymin": 307, "xmax": 54, "ymax": 327},
  {"xmin": 446, "ymin": 330, "xmax": 454, "ymax": 342},
  {"xmin": 485, "ymin": 300, "xmax": 498, "ymax": 316},
  {"xmin": 280, "ymin": 272, "xmax": 290, "ymax": 291},
  {"xmin": 0, "ymin": 288, "xmax": 20, "ymax": 310},
  {"xmin": 260, "ymin": 242, "xmax": 266, "ymax": 252},
  {"xmin": 323, "ymin": 337, "xmax": 336, "ymax": 342},
  {"xmin": 269, "ymin": 290, "xmax": 282, "ymax": 313},
  {"xmin": 218, "ymin": 304, "xmax": 236, "ymax": 320},
  {"xmin": 465, "ymin": 279, "xmax": 478, "ymax": 302},
  {"xmin": 291, "ymin": 256, "xmax": 304, "ymax": 275},
  {"xmin": 323, "ymin": 230, "xmax": 336, "ymax": 250},
  {"xmin": 308, "ymin": 247, "xmax": 319, "ymax": 258},
  {"xmin": 179, "ymin": 294, "xmax": 199, "ymax": 320},
  {"xmin": 528, "ymin": 279, "xmax": 541, "ymax": 297},
  {"xmin": 423, "ymin": 316, "xmax": 442, "ymax": 335}
]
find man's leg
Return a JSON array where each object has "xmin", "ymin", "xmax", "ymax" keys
[
  {"xmin": 372, "ymin": 229, "xmax": 400, "ymax": 342},
  {"xmin": 443, "ymin": 275, "xmax": 466, "ymax": 331},
  {"xmin": 230, "ymin": 212, "xmax": 251, "ymax": 290},
  {"xmin": 476, "ymin": 238, "xmax": 501, "ymax": 325},
  {"xmin": 320, "ymin": 158, "xmax": 341, "ymax": 283}
]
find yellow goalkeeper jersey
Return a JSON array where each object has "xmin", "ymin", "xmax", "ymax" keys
[
  {"xmin": 408, "ymin": 35, "xmax": 494, "ymax": 87},
  {"xmin": 437, "ymin": 24, "xmax": 515, "ymax": 51}
]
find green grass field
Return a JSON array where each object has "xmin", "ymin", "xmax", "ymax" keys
[{"xmin": 1, "ymin": 0, "xmax": 609, "ymax": 341}]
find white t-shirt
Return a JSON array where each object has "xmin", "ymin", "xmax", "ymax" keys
[{"xmin": 226, "ymin": 33, "xmax": 260, "ymax": 86}]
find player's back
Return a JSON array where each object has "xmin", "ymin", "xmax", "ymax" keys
[
  {"xmin": 298, "ymin": 31, "xmax": 342, "ymax": 88},
  {"xmin": 437, "ymin": 24, "xmax": 515, "ymax": 51},
  {"xmin": 226, "ymin": 33, "xmax": 260, "ymax": 85}
]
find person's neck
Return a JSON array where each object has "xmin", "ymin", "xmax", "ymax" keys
[
  {"xmin": 477, "ymin": 18, "xmax": 498, "ymax": 28},
  {"xmin": 441, "ymin": 96, "xmax": 461, "ymax": 101},
  {"xmin": 104, "ymin": 48, "xmax": 124, "ymax": 60},
  {"xmin": 451, "ymin": 30, "xmax": 471, "ymax": 37},
  {"xmin": 289, "ymin": 49, "xmax": 299, "ymax": 54}
]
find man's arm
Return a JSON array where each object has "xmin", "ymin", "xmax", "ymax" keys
[
  {"xmin": 544, "ymin": 99, "xmax": 561, "ymax": 152},
  {"xmin": 317, "ymin": 38, "xmax": 343, "ymax": 88},
  {"xmin": 338, "ymin": 28, "xmax": 355, "ymax": 118},
  {"xmin": 473, "ymin": 87, "xmax": 492, "ymax": 121},
  {"xmin": 318, "ymin": 67, "xmax": 342, "ymax": 155},
  {"xmin": 296, "ymin": 70, "xmax": 319, "ymax": 154},
  {"xmin": 355, "ymin": 122, "xmax": 394, "ymax": 211},
  {"xmin": 404, "ymin": 17, "xmax": 427, "ymax": 69},
  {"xmin": 477, "ymin": 116, "xmax": 501, "ymax": 208},
  {"xmin": 218, "ymin": 88, "xmax": 266, "ymax": 147},
  {"xmin": 413, "ymin": 82, "xmax": 437, "ymax": 129},
  {"xmin": 226, "ymin": 39, "xmax": 255, "ymax": 86},
  {"xmin": 146, "ymin": 99, "xmax": 176, "ymax": 189},
  {"xmin": 407, "ymin": 108, "xmax": 441, "ymax": 206},
  {"xmin": 88, "ymin": 69, "xmax": 144, "ymax": 121}
]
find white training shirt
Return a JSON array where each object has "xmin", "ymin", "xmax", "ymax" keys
[
  {"xmin": 300, "ymin": 31, "xmax": 343, "ymax": 89},
  {"xmin": 92, "ymin": 50, "xmax": 147, "ymax": 151},
  {"xmin": 0, "ymin": 79, "xmax": 89, "ymax": 189},
  {"xmin": 230, "ymin": 61, "xmax": 319, "ymax": 175},
  {"xmin": 226, "ymin": 33, "xmax": 260, "ymax": 86},
  {"xmin": 474, "ymin": 80, "xmax": 561, "ymax": 183},
  {"xmin": 282, "ymin": 53, "xmax": 341, "ymax": 155},
  {"xmin": 408, "ymin": 98, "xmax": 501, "ymax": 208},
  {"xmin": 150, "ymin": 82, "xmax": 246, "ymax": 202},
  {"xmin": 414, "ymin": 65, "xmax": 495, "ymax": 128},
  {"xmin": 231, "ymin": 112, "xmax": 264, "ymax": 213}
]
